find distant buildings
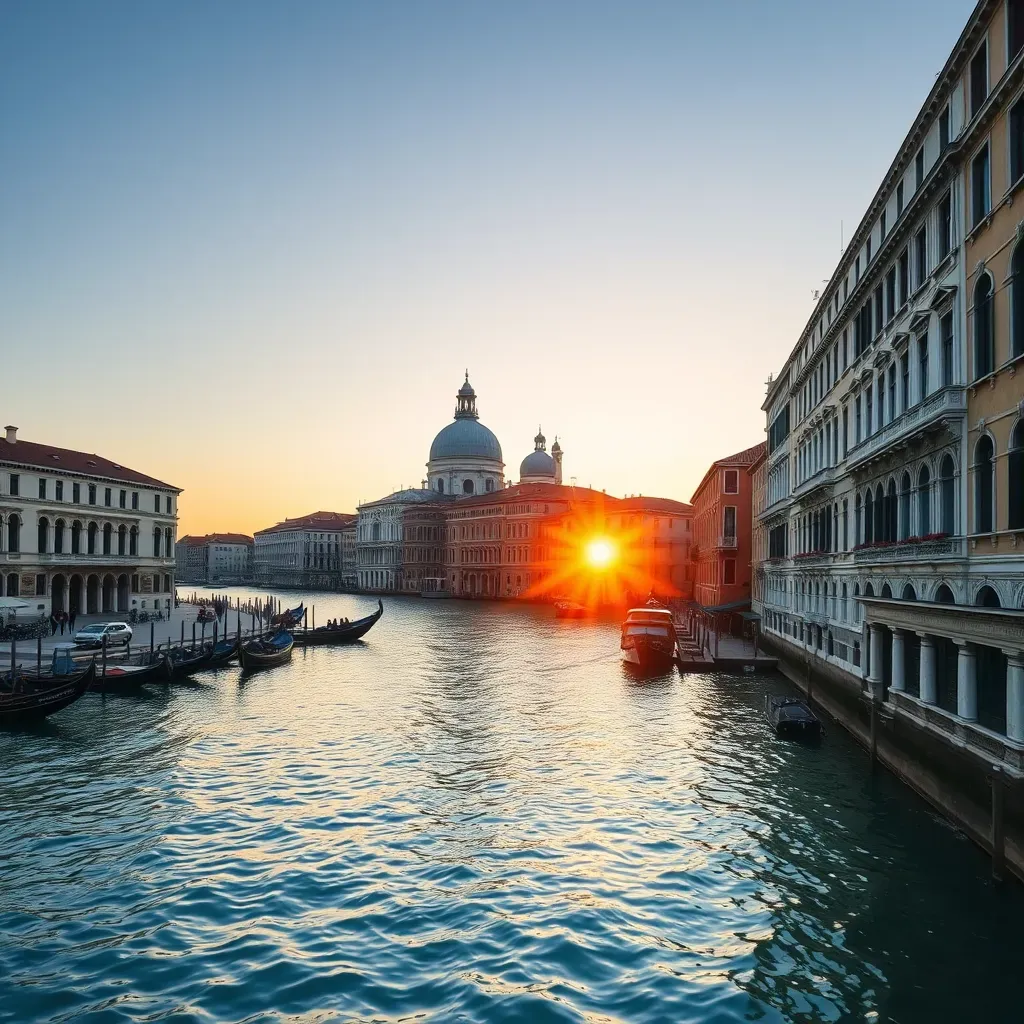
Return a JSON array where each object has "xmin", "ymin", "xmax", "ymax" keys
[
  {"xmin": 354, "ymin": 376, "xmax": 693, "ymax": 601},
  {"xmin": 690, "ymin": 443, "xmax": 765, "ymax": 610},
  {"xmin": 0, "ymin": 425, "xmax": 179, "ymax": 617},
  {"xmin": 254, "ymin": 511, "xmax": 357, "ymax": 590},
  {"xmin": 175, "ymin": 534, "xmax": 254, "ymax": 584}
]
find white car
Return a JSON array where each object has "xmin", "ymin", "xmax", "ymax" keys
[{"xmin": 73, "ymin": 622, "xmax": 133, "ymax": 648}]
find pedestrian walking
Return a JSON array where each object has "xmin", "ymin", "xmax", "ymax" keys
[
  {"xmin": 49, "ymin": 613, "xmax": 58, "ymax": 636},
  {"xmin": 69, "ymin": 609, "xmax": 77, "ymax": 631}
]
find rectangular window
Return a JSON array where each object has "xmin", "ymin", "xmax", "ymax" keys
[
  {"xmin": 972, "ymin": 145, "xmax": 990, "ymax": 226},
  {"xmin": 104, "ymin": 487, "xmax": 112, "ymax": 507},
  {"xmin": 866, "ymin": 236, "xmax": 873, "ymax": 265},
  {"xmin": 131, "ymin": 574, "xmax": 140, "ymax": 594},
  {"xmin": 898, "ymin": 248, "xmax": 909, "ymax": 306},
  {"xmin": 970, "ymin": 41, "xmax": 988, "ymax": 119},
  {"xmin": 855, "ymin": 255, "xmax": 860, "ymax": 282},
  {"xmin": 938, "ymin": 192, "xmax": 952, "ymax": 257},
  {"xmin": 119, "ymin": 489, "xmax": 126, "ymax": 509},
  {"xmin": 723, "ymin": 506, "xmax": 737, "ymax": 540},
  {"xmin": 888, "ymin": 365, "xmax": 896, "ymax": 423},
  {"xmin": 55, "ymin": 480, "xmax": 63, "ymax": 501},
  {"xmin": 901, "ymin": 352, "xmax": 910, "ymax": 410},
  {"xmin": 154, "ymin": 494, "xmax": 160, "ymax": 513},
  {"xmin": 131, "ymin": 491, "xmax": 138, "ymax": 510},
  {"xmin": 723, "ymin": 559, "xmax": 736, "ymax": 586},
  {"xmin": 915, "ymin": 146, "xmax": 925, "ymax": 189},
  {"xmin": 9, "ymin": 473, "xmax": 19, "ymax": 496},
  {"xmin": 88, "ymin": 483, "xmax": 96, "ymax": 505},
  {"xmin": 896, "ymin": 181, "xmax": 904, "ymax": 217},
  {"xmin": 880, "ymin": 210, "xmax": 887, "ymax": 238},
  {"xmin": 873, "ymin": 284, "xmax": 883, "ymax": 335},
  {"xmin": 941, "ymin": 312, "xmax": 954, "ymax": 386},
  {"xmin": 866, "ymin": 386, "xmax": 874, "ymax": 435},
  {"xmin": 939, "ymin": 103, "xmax": 950, "ymax": 151},
  {"xmin": 855, "ymin": 395, "xmax": 863, "ymax": 442},
  {"xmin": 1012, "ymin": 99, "xmax": 1024, "ymax": 186},
  {"xmin": 885, "ymin": 266, "xmax": 896, "ymax": 322},
  {"xmin": 919, "ymin": 333, "xmax": 930, "ymax": 400},
  {"xmin": 723, "ymin": 470, "xmax": 738, "ymax": 495},
  {"xmin": 915, "ymin": 227, "xmax": 928, "ymax": 289},
  {"xmin": 73, "ymin": 482, "xmax": 80, "ymax": 503},
  {"xmin": 36, "ymin": 574, "xmax": 46, "ymax": 597},
  {"xmin": 38, "ymin": 478, "xmax": 46, "ymax": 499},
  {"xmin": 842, "ymin": 406, "xmax": 848, "ymax": 458}
]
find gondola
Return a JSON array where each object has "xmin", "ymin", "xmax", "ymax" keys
[
  {"xmin": 0, "ymin": 660, "xmax": 96, "ymax": 724},
  {"xmin": 270, "ymin": 604, "xmax": 305, "ymax": 628},
  {"xmin": 206, "ymin": 638, "xmax": 239, "ymax": 666},
  {"xmin": 293, "ymin": 600, "xmax": 383, "ymax": 647},
  {"xmin": 239, "ymin": 630, "xmax": 294, "ymax": 670},
  {"xmin": 92, "ymin": 655, "xmax": 172, "ymax": 691},
  {"xmin": 164, "ymin": 646, "xmax": 214, "ymax": 680},
  {"xmin": 765, "ymin": 695, "xmax": 822, "ymax": 741}
]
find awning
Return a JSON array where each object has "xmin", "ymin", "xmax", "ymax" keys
[{"xmin": 739, "ymin": 611, "xmax": 761, "ymax": 622}]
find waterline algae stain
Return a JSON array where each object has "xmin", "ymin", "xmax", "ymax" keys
[{"xmin": 1, "ymin": 590, "xmax": 1022, "ymax": 1022}]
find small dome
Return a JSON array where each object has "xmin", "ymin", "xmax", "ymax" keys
[
  {"xmin": 430, "ymin": 418, "xmax": 503, "ymax": 461},
  {"xmin": 520, "ymin": 449, "xmax": 556, "ymax": 479}
]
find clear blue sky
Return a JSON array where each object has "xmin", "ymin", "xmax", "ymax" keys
[{"xmin": 0, "ymin": 0, "xmax": 975, "ymax": 532}]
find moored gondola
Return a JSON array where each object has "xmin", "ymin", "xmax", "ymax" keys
[
  {"xmin": 92, "ymin": 655, "xmax": 172, "ymax": 690},
  {"xmin": 0, "ymin": 660, "xmax": 96, "ymax": 724},
  {"xmin": 164, "ymin": 646, "xmax": 215, "ymax": 680},
  {"xmin": 239, "ymin": 630, "xmax": 294, "ymax": 670},
  {"xmin": 293, "ymin": 601, "xmax": 383, "ymax": 647},
  {"xmin": 207, "ymin": 638, "xmax": 239, "ymax": 666},
  {"xmin": 765, "ymin": 695, "xmax": 822, "ymax": 741}
]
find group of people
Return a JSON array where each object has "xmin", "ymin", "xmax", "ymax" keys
[
  {"xmin": 325, "ymin": 617, "xmax": 350, "ymax": 628},
  {"xmin": 49, "ymin": 610, "xmax": 77, "ymax": 635}
]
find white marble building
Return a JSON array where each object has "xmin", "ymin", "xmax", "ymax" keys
[
  {"xmin": 0, "ymin": 425, "xmax": 179, "ymax": 617},
  {"xmin": 254, "ymin": 511, "xmax": 357, "ymax": 588}
]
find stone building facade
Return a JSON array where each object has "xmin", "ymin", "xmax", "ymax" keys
[{"xmin": 254, "ymin": 511, "xmax": 357, "ymax": 590}]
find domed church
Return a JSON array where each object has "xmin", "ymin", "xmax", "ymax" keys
[
  {"xmin": 427, "ymin": 373, "xmax": 505, "ymax": 496},
  {"xmin": 519, "ymin": 428, "xmax": 563, "ymax": 485}
]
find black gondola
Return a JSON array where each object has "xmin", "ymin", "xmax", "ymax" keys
[
  {"xmin": 0, "ymin": 660, "xmax": 96, "ymax": 724},
  {"xmin": 239, "ymin": 630, "xmax": 294, "ymax": 671},
  {"xmin": 293, "ymin": 600, "xmax": 383, "ymax": 647},
  {"xmin": 92, "ymin": 655, "xmax": 172, "ymax": 690},
  {"xmin": 765, "ymin": 695, "xmax": 822, "ymax": 741},
  {"xmin": 206, "ymin": 638, "xmax": 239, "ymax": 666},
  {"xmin": 165, "ymin": 647, "xmax": 214, "ymax": 680}
]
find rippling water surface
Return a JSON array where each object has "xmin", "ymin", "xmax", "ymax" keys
[{"xmin": 3, "ymin": 591, "xmax": 1023, "ymax": 1023}]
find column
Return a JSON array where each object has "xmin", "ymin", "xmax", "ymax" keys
[
  {"xmin": 891, "ymin": 628, "xmax": 906, "ymax": 693},
  {"xmin": 867, "ymin": 622, "xmax": 884, "ymax": 698},
  {"xmin": 1006, "ymin": 652, "xmax": 1024, "ymax": 744},
  {"xmin": 957, "ymin": 642, "xmax": 978, "ymax": 722},
  {"xmin": 919, "ymin": 634, "xmax": 937, "ymax": 704}
]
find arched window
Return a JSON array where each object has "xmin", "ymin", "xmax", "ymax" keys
[
  {"xmin": 864, "ymin": 491, "xmax": 873, "ymax": 543},
  {"xmin": 854, "ymin": 493, "xmax": 862, "ymax": 545},
  {"xmin": 975, "ymin": 435, "xmax": 994, "ymax": 533},
  {"xmin": 917, "ymin": 465, "xmax": 931, "ymax": 536},
  {"xmin": 977, "ymin": 585, "xmax": 1001, "ymax": 608},
  {"xmin": 165, "ymin": 527, "xmax": 172, "ymax": 554},
  {"xmin": 87, "ymin": 522, "xmax": 97, "ymax": 555},
  {"xmin": 485, "ymin": 478, "xmax": 495, "ymax": 493},
  {"xmin": 1010, "ymin": 422, "xmax": 1024, "ymax": 530},
  {"xmin": 54, "ymin": 519, "xmax": 65, "ymax": 554},
  {"xmin": 37, "ymin": 517, "xmax": 49, "ymax": 554},
  {"xmin": 902, "ymin": 583, "xmax": 917, "ymax": 601},
  {"xmin": 102, "ymin": 523, "xmax": 112, "ymax": 555},
  {"xmin": 153, "ymin": 527, "xmax": 161, "ymax": 557},
  {"xmin": 842, "ymin": 582, "xmax": 848, "ymax": 620},
  {"xmin": 129, "ymin": 526, "xmax": 138, "ymax": 556},
  {"xmin": 881, "ymin": 583, "xmax": 892, "ymax": 599},
  {"xmin": 71, "ymin": 521, "xmax": 81, "ymax": 555},
  {"xmin": 940, "ymin": 456, "xmax": 955, "ymax": 534},
  {"xmin": 437, "ymin": 479, "xmax": 444, "ymax": 494},
  {"xmin": 463, "ymin": 479, "xmax": 474, "ymax": 495},
  {"xmin": 853, "ymin": 583, "xmax": 860, "ymax": 621},
  {"xmin": 118, "ymin": 525, "xmax": 126, "ymax": 556},
  {"xmin": 886, "ymin": 480, "xmax": 897, "ymax": 542},
  {"xmin": 1013, "ymin": 245, "xmax": 1024, "ymax": 359},
  {"xmin": 935, "ymin": 583, "xmax": 955, "ymax": 603},
  {"xmin": 7, "ymin": 514, "xmax": 20, "ymax": 553},
  {"xmin": 974, "ymin": 274, "xmax": 995, "ymax": 379},
  {"xmin": 876, "ymin": 484, "xmax": 886, "ymax": 542},
  {"xmin": 899, "ymin": 472, "xmax": 912, "ymax": 540}
]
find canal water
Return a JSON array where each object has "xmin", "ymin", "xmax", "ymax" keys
[{"xmin": 2, "ymin": 590, "xmax": 1022, "ymax": 1024}]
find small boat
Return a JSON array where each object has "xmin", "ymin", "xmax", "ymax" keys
[
  {"xmin": 620, "ymin": 606, "xmax": 677, "ymax": 675},
  {"xmin": 0, "ymin": 660, "xmax": 96, "ymax": 724},
  {"xmin": 765, "ymin": 696, "xmax": 822, "ymax": 741},
  {"xmin": 239, "ymin": 630, "xmax": 294, "ymax": 670},
  {"xmin": 92, "ymin": 656, "xmax": 172, "ymax": 690},
  {"xmin": 164, "ymin": 646, "xmax": 214, "ymax": 680},
  {"xmin": 207, "ymin": 638, "xmax": 239, "ymax": 666},
  {"xmin": 270, "ymin": 604, "xmax": 304, "ymax": 628},
  {"xmin": 293, "ymin": 601, "xmax": 383, "ymax": 647},
  {"xmin": 554, "ymin": 601, "xmax": 588, "ymax": 619}
]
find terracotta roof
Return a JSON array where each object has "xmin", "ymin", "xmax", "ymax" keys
[
  {"xmin": 690, "ymin": 442, "xmax": 767, "ymax": 504},
  {"xmin": 0, "ymin": 434, "xmax": 179, "ymax": 490},
  {"xmin": 179, "ymin": 532, "xmax": 253, "ymax": 546},
  {"xmin": 255, "ymin": 511, "xmax": 356, "ymax": 536},
  {"xmin": 618, "ymin": 496, "xmax": 693, "ymax": 514}
]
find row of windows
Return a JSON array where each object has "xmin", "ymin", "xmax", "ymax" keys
[{"xmin": 4, "ymin": 474, "xmax": 174, "ymax": 514}]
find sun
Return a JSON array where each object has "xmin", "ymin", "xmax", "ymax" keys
[{"xmin": 584, "ymin": 538, "xmax": 616, "ymax": 570}]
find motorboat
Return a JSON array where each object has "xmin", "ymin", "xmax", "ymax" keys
[
  {"xmin": 620, "ymin": 606, "xmax": 677, "ymax": 675},
  {"xmin": 765, "ymin": 695, "xmax": 822, "ymax": 741}
]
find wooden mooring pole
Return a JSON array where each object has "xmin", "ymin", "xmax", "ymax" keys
[
  {"xmin": 36, "ymin": 636, "xmax": 41, "ymax": 675},
  {"xmin": 869, "ymin": 698, "xmax": 878, "ymax": 771}
]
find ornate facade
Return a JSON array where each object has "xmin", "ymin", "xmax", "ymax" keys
[{"xmin": 254, "ymin": 511, "xmax": 357, "ymax": 589}]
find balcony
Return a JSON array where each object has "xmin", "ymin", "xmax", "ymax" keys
[
  {"xmin": 851, "ymin": 536, "xmax": 963, "ymax": 563},
  {"xmin": 847, "ymin": 385, "xmax": 966, "ymax": 473},
  {"xmin": 792, "ymin": 550, "xmax": 833, "ymax": 565},
  {"xmin": 793, "ymin": 465, "xmax": 835, "ymax": 504},
  {"xmin": 714, "ymin": 535, "xmax": 738, "ymax": 550}
]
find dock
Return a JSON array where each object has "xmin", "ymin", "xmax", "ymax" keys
[{"xmin": 673, "ymin": 615, "xmax": 778, "ymax": 674}]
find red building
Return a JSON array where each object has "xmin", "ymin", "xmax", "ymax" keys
[{"xmin": 690, "ymin": 443, "xmax": 765, "ymax": 609}]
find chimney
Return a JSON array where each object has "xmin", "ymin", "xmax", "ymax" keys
[{"xmin": 4, "ymin": 425, "xmax": 16, "ymax": 444}]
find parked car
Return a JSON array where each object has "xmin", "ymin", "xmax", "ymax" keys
[{"xmin": 73, "ymin": 622, "xmax": 133, "ymax": 648}]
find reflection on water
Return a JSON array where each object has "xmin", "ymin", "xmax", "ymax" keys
[{"xmin": 1, "ymin": 589, "xmax": 1022, "ymax": 1023}]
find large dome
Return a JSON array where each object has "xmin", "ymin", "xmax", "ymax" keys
[
  {"xmin": 520, "ymin": 449, "xmax": 555, "ymax": 479},
  {"xmin": 430, "ymin": 418, "xmax": 502, "ymax": 462}
]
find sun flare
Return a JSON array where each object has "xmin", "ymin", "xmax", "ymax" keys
[{"xmin": 585, "ymin": 538, "xmax": 616, "ymax": 569}]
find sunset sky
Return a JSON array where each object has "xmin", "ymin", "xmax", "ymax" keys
[{"xmin": 1, "ymin": 0, "xmax": 973, "ymax": 535}]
